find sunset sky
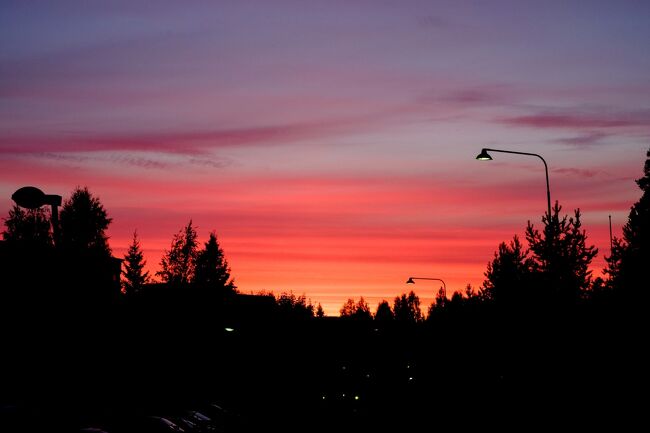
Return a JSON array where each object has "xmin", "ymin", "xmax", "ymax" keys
[{"xmin": 2, "ymin": 1, "xmax": 649, "ymax": 315}]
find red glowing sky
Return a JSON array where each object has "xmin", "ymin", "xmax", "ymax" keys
[{"xmin": 1, "ymin": 1, "xmax": 649, "ymax": 314}]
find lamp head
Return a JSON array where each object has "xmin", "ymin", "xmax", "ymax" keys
[
  {"xmin": 406, "ymin": 277, "xmax": 415, "ymax": 284},
  {"xmin": 476, "ymin": 149, "xmax": 492, "ymax": 161},
  {"xmin": 12, "ymin": 186, "xmax": 46, "ymax": 209}
]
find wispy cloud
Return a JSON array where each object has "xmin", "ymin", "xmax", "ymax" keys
[
  {"xmin": 108, "ymin": 155, "xmax": 170, "ymax": 170},
  {"xmin": 9, "ymin": 151, "xmax": 231, "ymax": 171},
  {"xmin": 500, "ymin": 110, "xmax": 650, "ymax": 129},
  {"xmin": 553, "ymin": 167, "xmax": 601, "ymax": 178},
  {"xmin": 555, "ymin": 131, "xmax": 609, "ymax": 147},
  {"xmin": 0, "ymin": 105, "xmax": 421, "ymax": 156},
  {"xmin": 188, "ymin": 157, "xmax": 232, "ymax": 169}
]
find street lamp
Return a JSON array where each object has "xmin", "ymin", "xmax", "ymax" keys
[
  {"xmin": 406, "ymin": 277, "xmax": 446, "ymax": 299},
  {"xmin": 11, "ymin": 186, "xmax": 62, "ymax": 246},
  {"xmin": 476, "ymin": 148, "xmax": 551, "ymax": 218}
]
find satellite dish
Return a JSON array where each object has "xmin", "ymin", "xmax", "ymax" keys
[{"xmin": 12, "ymin": 186, "xmax": 46, "ymax": 209}]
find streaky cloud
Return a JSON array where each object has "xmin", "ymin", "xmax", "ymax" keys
[
  {"xmin": 500, "ymin": 110, "xmax": 650, "ymax": 129},
  {"xmin": 553, "ymin": 167, "xmax": 601, "ymax": 178},
  {"xmin": 555, "ymin": 131, "xmax": 609, "ymax": 147}
]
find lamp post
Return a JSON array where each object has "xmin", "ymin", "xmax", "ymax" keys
[
  {"xmin": 11, "ymin": 186, "xmax": 62, "ymax": 246},
  {"xmin": 406, "ymin": 277, "xmax": 446, "ymax": 300},
  {"xmin": 476, "ymin": 148, "xmax": 551, "ymax": 218}
]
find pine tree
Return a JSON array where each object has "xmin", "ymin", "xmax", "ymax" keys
[
  {"xmin": 605, "ymin": 147, "xmax": 650, "ymax": 299},
  {"xmin": 60, "ymin": 186, "xmax": 112, "ymax": 256},
  {"xmin": 122, "ymin": 230, "xmax": 150, "ymax": 295},
  {"xmin": 525, "ymin": 202, "xmax": 598, "ymax": 305},
  {"xmin": 481, "ymin": 235, "xmax": 533, "ymax": 307},
  {"xmin": 316, "ymin": 303, "xmax": 325, "ymax": 318},
  {"xmin": 157, "ymin": 220, "xmax": 198, "ymax": 286},
  {"xmin": 193, "ymin": 231, "xmax": 236, "ymax": 293}
]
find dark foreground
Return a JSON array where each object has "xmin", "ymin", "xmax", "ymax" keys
[{"xmin": 1, "ymin": 294, "xmax": 645, "ymax": 433}]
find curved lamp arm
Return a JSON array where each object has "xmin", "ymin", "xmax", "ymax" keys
[
  {"xmin": 477, "ymin": 148, "xmax": 551, "ymax": 218},
  {"xmin": 406, "ymin": 277, "xmax": 446, "ymax": 298}
]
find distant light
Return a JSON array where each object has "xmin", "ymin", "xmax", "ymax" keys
[
  {"xmin": 322, "ymin": 395, "xmax": 326, "ymax": 400},
  {"xmin": 342, "ymin": 366, "xmax": 346, "ymax": 370},
  {"xmin": 409, "ymin": 377, "xmax": 414, "ymax": 381},
  {"xmin": 354, "ymin": 396, "xmax": 360, "ymax": 401},
  {"xmin": 224, "ymin": 327, "xmax": 235, "ymax": 332},
  {"xmin": 365, "ymin": 374, "xmax": 370, "ymax": 379},
  {"xmin": 342, "ymin": 393, "xmax": 346, "ymax": 398}
]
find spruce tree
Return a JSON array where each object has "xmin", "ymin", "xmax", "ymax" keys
[
  {"xmin": 605, "ymin": 147, "xmax": 650, "ymax": 299},
  {"xmin": 525, "ymin": 202, "xmax": 597, "ymax": 305},
  {"xmin": 481, "ymin": 235, "xmax": 533, "ymax": 307},
  {"xmin": 60, "ymin": 186, "xmax": 112, "ymax": 257},
  {"xmin": 193, "ymin": 231, "xmax": 236, "ymax": 293},
  {"xmin": 157, "ymin": 220, "xmax": 198, "ymax": 286},
  {"xmin": 122, "ymin": 230, "xmax": 150, "ymax": 295}
]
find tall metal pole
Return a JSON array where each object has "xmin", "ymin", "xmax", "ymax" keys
[{"xmin": 609, "ymin": 214, "xmax": 613, "ymax": 255}]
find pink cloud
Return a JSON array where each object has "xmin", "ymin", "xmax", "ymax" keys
[
  {"xmin": 0, "ymin": 104, "xmax": 418, "ymax": 156},
  {"xmin": 555, "ymin": 131, "xmax": 609, "ymax": 147},
  {"xmin": 500, "ymin": 111, "xmax": 650, "ymax": 129},
  {"xmin": 553, "ymin": 167, "xmax": 601, "ymax": 178}
]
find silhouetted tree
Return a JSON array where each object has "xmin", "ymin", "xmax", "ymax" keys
[
  {"xmin": 464, "ymin": 284, "xmax": 476, "ymax": 299},
  {"xmin": 122, "ymin": 230, "xmax": 150, "ymax": 295},
  {"xmin": 193, "ymin": 231, "xmax": 236, "ymax": 294},
  {"xmin": 340, "ymin": 297, "xmax": 372, "ymax": 320},
  {"xmin": 339, "ymin": 298, "xmax": 356, "ymax": 318},
  {"xmin": 434, "ymin": 287, "xmax": 447, "ymax": 308},
  {"xmin": 393, "ymin": 291, "xmax": 423, "ymax": 324},
  {"xmin": 605, "ymin": 147, "xmax": 650, "ymax": 300},
  {"xmin": 589, "ymin": 276, "xmax": 608, "ymax": 301},
  {"xmin": 316, "ymin": 303, "xmax": 325, "ymax": 318},
  {"xmin": 426, "ymin": 287, "xmax": 448, "ymax": 319},
  {"xmin": 355, "ymin": 297, "xmax": 372, "ymax": 320},
  {"xmin": 481, "ymin": 235, "xmax": 533, "ymax": 307},
  {"xmin": 60, "ymin": 187, "xmax": 112, "ymax": 256},
  {"xmin": 447, "ymin": 291, "xmax": 465, "ymax": 313},
  {"xmin": 2, "ymin": 205, "xmax": 52, "ymax": 247},
  {"xmin": 526, "ymin": 202, "xmax": 597, "ymax": 305},
  {"xmin": 374, "ymin": 300, "xmax": 394, "ymax": 323},
  {"xmin": 276, "ymin": 292, "xmax": 314, "ymax": 319},
  {"xmin": 157, "ymin": 220, "xmax": 198, "ymax": 286}
]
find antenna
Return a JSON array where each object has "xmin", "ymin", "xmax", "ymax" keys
[{"xmin": 609, "ymin": 215, "xmax": 613, "ymax": 255}]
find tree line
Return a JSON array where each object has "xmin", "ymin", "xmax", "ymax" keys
[
  {"xmin": 2, "ymin": 147, "xmax": 648, "ymax": 316},
  {"xmin": 335, "ymin": 147, "xmax": 649, "ymax": 320},
  {"xmin": 2, "ymin": 188, "xmax": 235, "ymax": 298}
]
